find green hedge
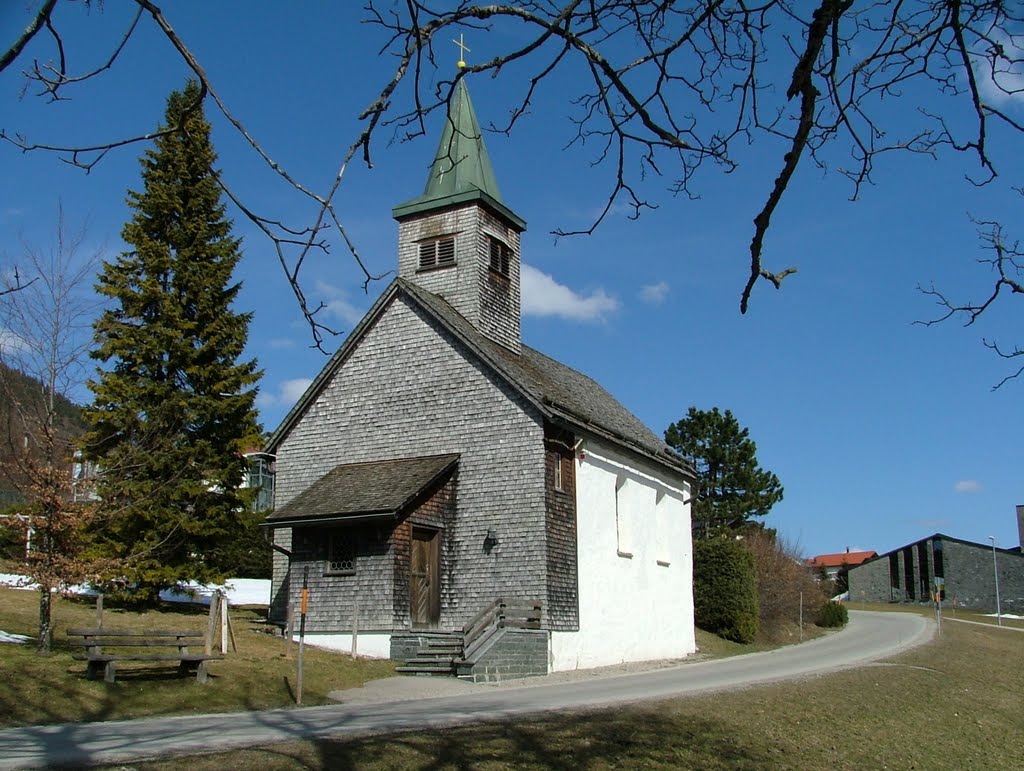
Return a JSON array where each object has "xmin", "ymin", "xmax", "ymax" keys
[
  {"xmin": 816, "ymin": 600, "xmax": 849, "ymax": 628},
  {"xmin": 693, "ymin": 537, "xmax": 759, "ymax": 644}
]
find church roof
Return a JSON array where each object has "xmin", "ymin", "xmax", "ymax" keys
[
  {"xmin": 267, "ymin": 279, "xmax": 694, "ymax": 483},
  {"xmin": 391, "ymin": 79, "xmax": 526, "ymax": 231},
  {"xmin": 264, "ymin": 453, "xmax": 459, "ymax": 527}
]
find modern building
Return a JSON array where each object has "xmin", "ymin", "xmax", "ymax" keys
[{"xmin": 847, "ymin": 506, "xmax": 1024, "ymax": 611}]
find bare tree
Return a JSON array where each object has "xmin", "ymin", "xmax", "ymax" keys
[
  {"xmin": 2, "ymin": 2, "xmax": 1022, "ymax": 354},
  {"xmin": 0, "ymin": 204, "xmax": 103, "ymax": 653},
  {"xmin": 920, "ymin": 210, "xmax": 1024, "ymax": 389}
]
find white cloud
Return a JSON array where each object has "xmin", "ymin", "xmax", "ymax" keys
[
  {"xmin": 954, "ymin": 480, "xmax": 982, "ymax": 493},
  {"xmin": 639, "ymin": 281, "xmax": 670, "ymax": 305},
  {"xmin": 521, "ymin": 264, "xmax": 619, "ymax": 322},
  {"xmin": 314, "ymin": 280, "xmax": 365, "ymax": 327},
  {"xmin": 0, "ymin": 328, "xmax": 31, "ymax": 357},
  {"xmin": 975, "ymin": 32, "xmax": 1024, "ymax": 105},
  {"xmin": 256, "ymin": 377, "xmax": 313, "ymax": 410}
]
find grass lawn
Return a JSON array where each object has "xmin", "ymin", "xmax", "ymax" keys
[
  {"xmin": 120, "ymin": 608, "xmax": 1023, "ymax": 770},
  {"xmin": 0, "ymin": 586, "xmax": 395, "ymax": 727}
]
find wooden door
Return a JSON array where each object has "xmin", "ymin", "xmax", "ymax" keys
[{"xmin": 410, "ymin": 528, "xmax": 440, "ymax": 627}]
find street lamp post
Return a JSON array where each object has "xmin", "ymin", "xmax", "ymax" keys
[{"xmin": 989, "ymin": 536, "xmax": 1002, "ymax": 627}]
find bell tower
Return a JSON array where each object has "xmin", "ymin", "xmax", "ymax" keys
[{"xmin": 392, "ymin": 77, "xmax": 527, "ymax": 354}]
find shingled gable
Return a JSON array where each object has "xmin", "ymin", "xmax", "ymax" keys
[
  {"xmin": 265, "ymin": 453, "xmax": 459, "ymax": 528},
  {"xmin": 266, "ymin": 278, "xmax": 693, "ymax": 483}
]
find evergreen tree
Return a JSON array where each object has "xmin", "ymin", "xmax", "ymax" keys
[
  {"xmin": 83, "ymin": 81, "xmax": 261, "ymax": 602},
  {"xmin": 665, "ymin": 407, "xmax": 782, "ymax": 539}
]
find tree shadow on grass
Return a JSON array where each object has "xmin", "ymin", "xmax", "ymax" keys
[{"xmin": 224, "ymin": 706, "xmax": 782, "ymax": 770}]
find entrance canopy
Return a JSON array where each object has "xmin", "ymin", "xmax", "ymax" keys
[{"xmin": 263, "ymin": 453, "xmax": 459, "ymax": 528}]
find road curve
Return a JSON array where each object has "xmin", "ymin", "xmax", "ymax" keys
[{"xmin": 0, "ymin": 611, "xmax": 932, "ymax": 770}]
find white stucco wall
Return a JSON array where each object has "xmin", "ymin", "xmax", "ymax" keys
[
  {"xmin": 297, "ymin": 632, "xmax": 392, "ymax": 659},
  {"xmin": 550, "ymin": 437, "xmax": 695, "ymax": 671}
]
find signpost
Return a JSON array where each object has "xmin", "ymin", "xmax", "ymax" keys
[
  {"xmin": 297, "ymin": 566, "xmax": 309, "ymax": 705},
  {"xmin": 933, "ymin": 577, "xmax": 944, "ymax": 631}
]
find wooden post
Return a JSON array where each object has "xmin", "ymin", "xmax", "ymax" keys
[
  {"xmin": 285, "ymin": 606, "xmax": 294, "ymax": 659},
  {"xmin": 296, "ymin": 566, "xmax": 309, "ymax": 705},
  {"xmin": 95, "ymin": 594, "xmax": 103, "ymax": 628},
  {"xmin": 205, "ymin": 592, "xmax": 220, "ymax": 655},
  {"xmin": 226, "ymin": 606, "xmax": 238, "ymax": 653},
  {"xmin": 351, "ymin": 588, "xmax": 359, "ymax": 660},
  {"xmin": 220, "ymin": 591, "xmax": 229, "ymax": 654}
]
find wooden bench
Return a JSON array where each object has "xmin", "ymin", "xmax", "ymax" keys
[{"xmin": 67, "ymin": 628, "xmax": 224, "ymax": 684}]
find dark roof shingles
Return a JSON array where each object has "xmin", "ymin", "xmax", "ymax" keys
[
  {"xmin": 267, "ymin": 453, "xmax": 458, "ymax": 523},
  {"xmin": 402, "ymin": 280, "xmax": 692, "ymax": 478}
]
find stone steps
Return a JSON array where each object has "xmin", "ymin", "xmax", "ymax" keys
[{"xmin": 396, "ymin": 632, "xmax": 464, "ymax": 676}]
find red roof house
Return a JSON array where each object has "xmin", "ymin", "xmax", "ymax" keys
[{"xmin": 807, "ymin": 549, "xmax": 878, "ymax": 577}]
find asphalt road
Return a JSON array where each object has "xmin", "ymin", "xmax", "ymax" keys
[{"xmin": 0, "ymin": 610, "xmax": 932, "ymax": 769}]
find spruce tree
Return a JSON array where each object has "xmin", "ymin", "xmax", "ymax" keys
[
  {"xmin": 84, "ymin": 81, "xmax": 261, "ymax": 602},
  {"xmin": 665, "ymin": 407, "xmax": 783, "ymax": 539}
]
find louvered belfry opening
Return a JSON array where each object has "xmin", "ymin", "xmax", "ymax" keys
[
  {"xmin": 487, "ymin": 235, "xmax": 511, "ymax": 276},
  {"xmin": 419, "ymin": 236, "xmax": 456, "ymax": 270}
]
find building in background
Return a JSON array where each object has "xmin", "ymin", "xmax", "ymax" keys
[
  {"xmin": 806, "ymin": 549, "xmax": 877, "ymax": 581},
  {"xmin": 847, "ymin": 506, "xmax": 1024, "ymax": 611}
]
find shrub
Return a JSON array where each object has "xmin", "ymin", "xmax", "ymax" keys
[
  {"xmin": 742, "ymin": 529, "xmax": 829, "ymax": 641},
  {"xmin": 816, "ymin": 600, "xmax": 849, "ymax": 628},
  {"xmin": 693, "ymin": 537, "xmax": 759, "ymax": 644}
]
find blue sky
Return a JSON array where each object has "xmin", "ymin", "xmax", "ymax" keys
[{"xmin": 1, "ymin": 3, "xmax": 1022, "ymax": 557}]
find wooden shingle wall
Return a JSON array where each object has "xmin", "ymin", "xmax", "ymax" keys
[
  {"xmin": 271, "ymin": 295, "xmax": 546, "ymax": 632},
  {"xmin": 544, "ymin": 424, "xmax": 579, "ymax": 631},
  {"xmin": 392, "ymin": 472, "xmax": 458, "ymax": 628}
]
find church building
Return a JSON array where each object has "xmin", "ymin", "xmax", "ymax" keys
[{"xmin": 264, "ymin": 75, "xmax": 697, "ymax": 677}]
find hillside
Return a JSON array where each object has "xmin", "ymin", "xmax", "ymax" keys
[{"xmin": 0, "ymin": 361, "xmax": 88, "ymax": 507}]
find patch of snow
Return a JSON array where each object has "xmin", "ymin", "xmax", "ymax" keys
[
  {"xmin": 982, "ymin": 613, "xmax": 1024, "ymax": 620},
  {"xmin": 0, "ymin": 573, "xmax": 35, "ymax": 590},
  {"xmin": 0, "ymin": 630, "xmax": 32, "ymax": 644},
  {"xmin": 160, "ymin": 578, "xmax": 270, "ymax": 607},
  {"xmin": 0, "ymin": 573, "xmax": 270, "ymax": 606},
  {"xmin": 832, "ymin": 592, "xmax": 850, "ymax": 602}
]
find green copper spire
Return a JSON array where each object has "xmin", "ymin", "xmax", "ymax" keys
[{"xmin": 392, "ymin": 79, "xmax": 526, "ymax": 231}]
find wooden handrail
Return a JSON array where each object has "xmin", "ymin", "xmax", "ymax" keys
[
  {"xmin": 462, "ymin": 598, "xmax": 503, "ymax": 636},
  {"xmin": 462, "ymin": 599, "xmax": 542, "ymax": 662}
]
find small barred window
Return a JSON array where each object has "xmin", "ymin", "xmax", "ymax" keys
[
  {"xmin": 488, "ymin": 236, "xmax": 511, "ymax": 276},
  {"xmin": 326, "ymin": 530, "xmax": 356, "ymax": 575},
  {"xmin": 419, "ymin": 237, "xmax": 456, "ymax": 269}
]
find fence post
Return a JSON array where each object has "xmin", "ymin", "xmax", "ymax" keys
[{"xmin": 205, "ymin": 593, "xmax": 219, "ymax": 655}]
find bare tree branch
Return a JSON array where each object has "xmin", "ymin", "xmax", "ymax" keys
[
  {"xmin": 2, "ymin": 1, "xmax": 1022, "ymax": 353},
  {"xmin": 0, "ymin": 0, "xmax": 58, "ymax": 74}
]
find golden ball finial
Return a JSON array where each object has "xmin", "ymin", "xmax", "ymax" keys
[{"xmin": 453, "ymin": 34, "xmax": 470, "ymax": 71}]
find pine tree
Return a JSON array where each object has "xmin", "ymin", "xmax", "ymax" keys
[
  {"xmin": 83, "ymin": 81, "xmax": 261, "ymax": 602},
  {"xmin": 665, "ymin": 407, "xmax": 783, "ymax": 539}
]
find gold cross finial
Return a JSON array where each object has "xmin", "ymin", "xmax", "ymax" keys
[{"xmin": 453, "ymin": 33, "xmax": 470, "ymax": 69}]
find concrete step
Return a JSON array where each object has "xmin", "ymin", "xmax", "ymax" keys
[
  {"xmin": 417, "ymin": 644, "xmax": 463, "ymax": 655},
  {"xmin": 395, "ymin": 664, "xmax": 455, "ymax": 675}
]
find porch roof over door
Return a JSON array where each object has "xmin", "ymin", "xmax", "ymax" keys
[{"xmin": 263, "ymin": 453, "xmax": 459, "ymax": 528}]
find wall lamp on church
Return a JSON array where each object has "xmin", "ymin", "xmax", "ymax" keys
[{"xmin": 483, "ymin": 528, "xmax": 500, "ymax": 554}]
